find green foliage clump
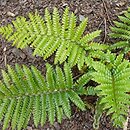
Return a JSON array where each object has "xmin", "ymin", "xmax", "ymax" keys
[
  {"xmin": 0, "ymin": 63, "xmax": 91, "ymax": 130},
  {"xmin": 91, "ymin": 53, "xmax": 130, "ymax": 127},
  {"xmin": 0, "ymin": 8, "xmax": 108, "ymax": 70},
  {"xmin": 0, "ymin": 6, "xmax": 130, "ymax": 130}
]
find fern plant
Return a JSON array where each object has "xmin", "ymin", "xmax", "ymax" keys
[
  {"xmin": 0, "ymin": 7, "xmax": 108, "ymax": 70},
  {"xmin": 91, "ymin": 53, "xmax": 130, "ymax": 127},
  {"xmin": 1, "ymin": 6, "xmax": 130, "ymax": 129},
  {"xmin": 0, "ymin": 63, "xmax": 92, "ymax": 130},
  {"xmin": 110, "ymin": 7, "xmax": 130, "ymax": 53}
]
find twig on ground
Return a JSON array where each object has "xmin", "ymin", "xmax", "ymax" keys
[
  {"xmin": 97, "ymin": 20, "xmax": 104, "ymax": 30},
  {"xmin": 102, "ymin": 0, "xmax": 113, "ymax": 26},
  {"xmin": 3, "ymin": 46, "xmax": 7, "ymax": 66},
  {"xmin": 73, "ymin": 73, "xmax": 83, "ymax": 80},
  {"xmin": 103, "ymin": 17, "xmax": 107, "ymax": 43}
]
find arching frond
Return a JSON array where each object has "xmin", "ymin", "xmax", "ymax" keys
[
  {"xmin": 91, "ymin": 54, "xmax": 130, "ymax": 127},
  {"xmin": 0, "ymin": 63, "xmax": 86, "ymax": 130},
  {"xmin": 0, "ymin": 7, "xmax": 108, "ymax": 69}
]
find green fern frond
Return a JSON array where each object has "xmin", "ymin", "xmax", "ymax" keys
[
  {"xmin": 75, "ymin": 73, "xmax": 91, "ymax": 88},
  {"xmin": 110, "ymin": 8, "xmax": 130, "ymax": 51},
  {"xmin": 53, "ymin": 7, "xmax": 61, "ymax": 36},
  {"xmin": 93, "ymin": 99, "xmax": 104, "ymax": 130},
  {"xmin": 0, "ymin": 24, "xmax": 13, "ymax": 39},
  {"xmin": 74, "ymin": 73, "xmax": 91, "ymax": 95},
  {"xmin": 74, "ymin": 73, "xmax": 98, "ymax": 96},
  {"xmin": 45, "ymin": 8, "xmax": 53, "ymax": 35},
  {"xmin": 89, "ymin": 50, "xmax": 106, "ymax": 60},
  {"xmin": 86, "ymin": 86, "xmax": 98, "ymax": 96},
  {"xmin": 0, "ymin": 7, "xmax": 107, "ymax": 69},
  {"xmin": 0, "ymin": 63, "xmax": 87, "ymax": 130},
  {"xmin": 87, "ymin": 42, "xmax": 108, "ymax": 50},
  {"xmin": 73, "ymin": 18, "xmax": 88, "ymax": 41},
  {"xmin": 91, "ymin": 54, "xmax": 130, "ymax": 127},
  {"xmin": 61, "ymin": 7, "xmax": 69, "ymax": 38},
  {"xmin": 80, "ymin": 30, "xmax": 101, "ymax": 45},
  {"xmin": 109, "ymin": 41, "xmax": 129, "ymax": 50}
]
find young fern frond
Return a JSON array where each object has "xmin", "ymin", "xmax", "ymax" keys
[
  {"xmin": 0, "ymin": 63, "xmax": 87, "ymax": 130},
  {"xmin": 0, "ymin": 7, "xmax": 108, "ymax": 70},
  {"xmin": 110, "ymin": 7, "xmax": 130, "ymax": 53},
  {"xmin": 91, "ymin": 54, "xmax": 130, "ymax": 127},
  {"xmin": 93, "ymin": 99, "xmax": 104, "ymax": 130}
]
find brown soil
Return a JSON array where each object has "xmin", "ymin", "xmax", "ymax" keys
[{"xmin": 0, "ymin": 0, "xmax": 130, "ymax": 130}]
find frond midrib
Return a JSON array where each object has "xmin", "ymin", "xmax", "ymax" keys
[
  {"xmin": 1, "ymin": 86, "xmax": 75, "ymax": 100},
  {"xmin": 13, "ymin": 26, "xmax": 88, "ymax": 52},
  {"xmin": 111, "ymin": 73, "xmax": 118, "ymax": 113}
]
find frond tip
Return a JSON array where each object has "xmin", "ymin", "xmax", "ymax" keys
[
  {"xmin": 0, "ymin": 63, "xmax": 86, "ymax": 130},
  {"xmin": 91, "ymin": 54, "xmax": 130, "ymax": 127},
  {"xmin": 0, "ymin": 7, "xmax": 107, "ymax": 69}
]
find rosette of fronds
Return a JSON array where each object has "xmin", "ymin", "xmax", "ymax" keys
[
  {"xmin": 110, "ymin": 7, "xmax": 130, "ymax": 53},
  {"xmin": 0, "ymin": 63, "xmax": 91, "ymax": 130},
  {"xmin": 91, "ymin": 53, "xmax": 130, "ymax": 127},
  {"xmin": 0, "ymin": 7, "xmax": 108, "ymax": 70}
]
